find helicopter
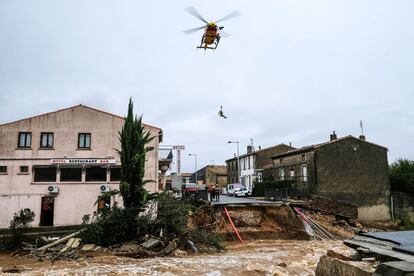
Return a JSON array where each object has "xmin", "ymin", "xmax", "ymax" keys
[{"xmin": 183, "ymin": 7, "xmax": 240, "ymax": 50}]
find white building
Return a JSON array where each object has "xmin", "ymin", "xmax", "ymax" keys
[{"xmin": 0, "ymin": 105, "xmax": 162, "ymax": 228}]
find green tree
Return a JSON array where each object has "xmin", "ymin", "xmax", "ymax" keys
[
  {"xmin": 117, "ymin": 98, "xmax": 155, "ymax": 208},
  {"xmin": 389, "ymin": 158, "xmax": 414, "ymax": 194}
]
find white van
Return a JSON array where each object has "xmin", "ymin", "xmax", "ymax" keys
[{"xmin": 226, "ymin": 183, "xmax": 245, "ymax": 196}]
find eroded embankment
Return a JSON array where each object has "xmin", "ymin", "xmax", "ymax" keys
[{"xmin": 189, "ymin": 204, "xmax": 310, "ymax": 240}]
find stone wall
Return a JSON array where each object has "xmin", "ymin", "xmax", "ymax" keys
[
  {"xmin": 391, "ymin": 192, "xmax": 414, "ymax": 222},
  {"xmin": 315, "ymin": 137, "xmax": 390, "ymax": 220}
]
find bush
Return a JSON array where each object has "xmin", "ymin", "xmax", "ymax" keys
[
  {"xmin": 155, "ymin": 192, "xmax": 224, "ymax": 251},
  {"xmin": 9, "ymin": 208, "xmax": 35, "ymax": 248},
  {"xmin": 80, "ymin": 207, "xmax": 149, "ymax": 246},
  {"xmin": 155, "ymin": 192, "xmax": 194, "ymax": 238},
  {"xmin": 390, "ymin": 159, "xmax": 414, "ymax": 194}
]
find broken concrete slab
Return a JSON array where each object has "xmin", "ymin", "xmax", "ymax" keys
[
  {"xmin": 162, "ymin": 241, "xmax": 177, "ymax": 255},
  {"xmin": 81, "ymin": 244, "xmax": 96, "ymax": 251},
  {"xmin": 374, "ymin": 261, "xmax": 414, "ymax": 276},
  {"xmin": 316, "ymin": 255, "xmax": 375, "ymax": 276},
  {"xmin": 70, "ymin": 238, "xmax": 81, "ymax": 248},
  {"xmin": 140, "ymin": 238, "xmax": 161, "ymax": 249},
  {"xmin": 66, "ymin": 238, "xmax": 75, "ymax": 247},
  {"xmin": 59, "ymin": 245, "xmax": 70, "ymax": 254}
]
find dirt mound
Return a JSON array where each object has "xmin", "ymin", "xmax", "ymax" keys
[{"xmin": 189, "ymin": 205, "xmax": 309, "ymax": 240}]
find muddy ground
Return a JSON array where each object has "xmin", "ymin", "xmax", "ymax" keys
[{"xmin": 0, "ymin": 239, "xmax": 353, "ymax": 275}]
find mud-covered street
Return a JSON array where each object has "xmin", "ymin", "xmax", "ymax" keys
[{"xmin": 0, "ymin": 239, "xmax": 352, "ymax": 275}]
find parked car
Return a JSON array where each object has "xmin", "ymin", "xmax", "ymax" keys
[
  {"xmin": 226, "ymin": 183, "xmax": 245, "ymax": 196},
  {"xmin": 182, "ymin": 183, "xmax": 197, "ymax": 197},
  {"xmin": 234, "ymin": 187, "xmax": 252, "ymax": 197}
]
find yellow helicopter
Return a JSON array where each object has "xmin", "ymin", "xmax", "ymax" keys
[{"xmin": 183, "ymin": 7, "xmax": 240, "ymax": 50}]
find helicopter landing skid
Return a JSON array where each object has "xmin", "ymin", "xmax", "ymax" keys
[{"xmin": 196, "ymin": 46, "xmax": 216, "ymax": 50}]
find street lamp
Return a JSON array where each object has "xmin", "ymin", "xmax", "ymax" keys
[
  {"xmin": 188, "ymin": 153, "xmax": 197, "ymax": 183},
  {"xmin": 227, "ymin": 141, "xmax": 240, "ymax": 183}
]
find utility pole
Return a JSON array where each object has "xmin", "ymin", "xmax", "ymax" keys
[{"xmin": 188, "ymin": 153, "xmax": 197, "ymax": 183}]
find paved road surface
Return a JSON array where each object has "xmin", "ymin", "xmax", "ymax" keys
[{"xmin": 210, "ymin": 195, "xmax": 277, "ymax": 206}]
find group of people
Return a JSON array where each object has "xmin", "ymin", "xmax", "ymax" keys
[{"xmin": 207, "ymin": 184, "xmax": 221, "ymax": 202}]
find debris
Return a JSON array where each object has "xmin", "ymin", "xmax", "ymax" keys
[
  {"xmin": 161, "ymin": 241, "xmax": 177, "ymax": 255},
  {"xmin": 315, "ymin": 255, "xmax": 374, "ymax": 276},
  {"xmin": 66, "ymin": 238, "xmax": 81, "ymax": 248},
  {"xmin": 357, "ymin": 247, "xmax": 371, "ymax": 254},
  {"xmin": 37, "ymin": 229, "xmax": 85, "ymax": 252},
  {"xmin": 361, "ymin": 257, "xmax": 376, "ymax": 262},
  {"xmin": 94, "ymin": 246, "xmax": 102, "ymax": 252},
  {"xmin": 326, "ymin": 250, "xmax": 354, "ymax": 261},
  {"xmin": 186, "ymin": 240, "xmax": 198, "ymax": 253},
  {"xmin": 39, "ymin": 235, "xmax": 49, "ymax": 243},
  {"xmin": 141, "ymin": 238, "xmax": 161, "ymax": 249},
  {"xmin": 2, "ymin": 266, "xmax": 23, "ymax": 273},
  {"xmin": 59, "ymin": 246, "xmax": 70, "ymax": 254},
  {"xmin": 374, "ymin": 261, "xmax": 414, "ymax": 275},
  {"xmin": 81, "ymin": 244, "xmax": 96, "ymax": 251},
  {"xmin": 172, "ymin": 249, "xmax": 188, "ymax": 257}
]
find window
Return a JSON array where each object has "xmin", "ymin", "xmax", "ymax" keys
[
  {"xmin": 110, "ymin": 167, "xmax": 121, "ymax": 182},
  {"xmin": 34, "ymin": 167, "xmax": 57, "ymax": 182},
  {"xmin": 18, "ymin": 132, "xmax": 32, "ymax": 148},
  {"xmin": 279, "ymin": 169, "xmax": 285, "ymax": 180},
  {"xmin": 0, "ymin": 166, "xmax": 7, "ymax": 173},
  {"xmin": 40, "ymin": 133, "xmax": 54, "ymax": 148},
  {"xmin": 301, "ymin": 165, "xmax": 308, "ymax": 182},
  {"xmin": 20, "ymin": 166, "xmax": 29, "ymax": 173},
  {"xmin": 301, "ymin": 154, "xmax": 306, "ymax": 162},
  {"xmin": 290, "ymin": 168, "xmax": 295, "ymax": 179},
  {"xmin": 78, "ymin": 133, "xmax": 91, "ymax": 149},
  {"xmin": 85, "ymin": 167, "xmax": 107, "ymax": 182},
  {"xmin": 280, "ymin": 158, "xmax": 284, "ymax": 165},
  {"xmin": 60, "ymin": 168, "xmax": 82, "ymax": 182}
]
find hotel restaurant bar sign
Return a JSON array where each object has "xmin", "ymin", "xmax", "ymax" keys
[{"xmin": 50, "ymin": 159, "xmax": 116, "ymax": 165}]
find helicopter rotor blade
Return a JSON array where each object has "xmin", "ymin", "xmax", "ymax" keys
[
  {"xmin": 182, "ymin": 26, "xmax": 205, "ymax": 35},
  {"xmin": 219, "ymin": 30, "xmax": 231, "ymax": 38},
  {"xmin": 185, "ymin": 6, "xmax": 208, "ymax": 24},
  {"xmin": 216, "ymin": 10, "xmax": 241, "ymax": 23}
]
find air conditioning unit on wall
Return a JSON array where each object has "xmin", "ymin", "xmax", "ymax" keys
[
  {"xmin": 47, "ymin": 185, "xmax": 59, "ymax": 194},
  {"xmin": 100, "ymin": 185, "xmax": 110, "ymax": 193}
]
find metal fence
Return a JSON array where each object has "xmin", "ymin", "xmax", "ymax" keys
[{"xmin": 264, "ymin": 188, "xmax": 310, "ymax": 201}]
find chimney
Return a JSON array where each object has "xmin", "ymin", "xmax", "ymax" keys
[
  {"xmin": 359, "ymin": 135, "xmax": 366, "ymax": 140},
  {"xmin": 258, "ymin": 146, "xmax": 261, "ymax": 150},
  {"xmin": 330, "ymin": 131, "xmax": 337, "ymax": 141},
  {"xmin": 247, "ymin": 145, "xmax": 252, "ymax": 153}
]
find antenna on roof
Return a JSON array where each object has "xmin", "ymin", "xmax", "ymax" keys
[
  {"xmin": 250, "ymin": 138, "xmax": 255, "ymax": 151},
  {"xmin": 359, "ymin": 120, "xmax": 366, "ymax": 140}
]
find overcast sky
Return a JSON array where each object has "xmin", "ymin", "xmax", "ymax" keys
[{"xmin": 1, "ymin": 0, "xmax": 413, "ymax": 173}]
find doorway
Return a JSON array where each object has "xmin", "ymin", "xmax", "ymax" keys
[{"xmin": 40, "ymin": 196, "xmax": 54, "ymax": 226}]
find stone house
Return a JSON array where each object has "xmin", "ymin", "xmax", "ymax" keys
[
  {"xmin": 226, "ymin": 143, "xmax": 295, "ymax": 190},
  {"xmin": 191, "ymin": 165, "xmax": 227, "ymax": 187},
  {"xmin": 269, "ymin": 132, "xmax": 390, "ymax": 221},
  {"xmin": 0, "ymin": 105, "xmax": 163, "ymax": 228}
]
